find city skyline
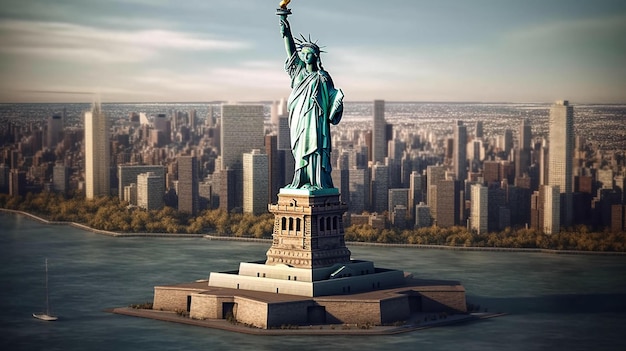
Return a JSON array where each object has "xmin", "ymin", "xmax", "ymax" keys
[
  {"xmin": 1, "ymin": 0, "xmax": 625, "ymax": 104},
  {"xmin": 0, "ymin": 99, "xmax": 624, "ymax": 233}
]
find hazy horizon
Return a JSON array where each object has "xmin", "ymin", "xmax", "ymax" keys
[{"xmin": 2, "ymin": 100, "xmax": 626, "ymax": 106}]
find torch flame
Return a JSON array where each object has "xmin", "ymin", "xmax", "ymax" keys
[{"xmin": 279, "ymin": 0, "xmax": 291, "ymax": 9}]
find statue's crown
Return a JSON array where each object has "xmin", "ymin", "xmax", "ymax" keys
[{"xmin": 295, "ymin": 34, "xmax": 325, "ymax": 54}]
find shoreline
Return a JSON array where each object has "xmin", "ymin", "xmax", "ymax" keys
[{"xmin": 2, "ymin": 208, "xmax": 625, "ymax": 256}]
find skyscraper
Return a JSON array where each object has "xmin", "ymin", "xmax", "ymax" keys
[
  {"xmin": 206, "ymin": 106, "xmax": 215, "ymax": 127},
  {"xmin": 277, "ymin": 115, "xmax": 291, "ymax": 150},
  {"xmin": 0, "ymin": 164, "xmax": 9, "ymax": 193},
  {"xmin": 453, "ymin": 121, "xmax": 467, "ymax": 182},
  {"xmin": 152, "ymin": 113, "xmax": 171, "ymax": 145},
  {"xmin": 387, "ymin": 138, "xmax": 404, "ymax": 188},
  {"xmin": 332, "ymin": 150, "xmax": 350, "ymax": 203},
  {"xmin": 539, "ymin": 138, "xmax": 549, "ymax": 187},
  {"xmin": 415, "ymin": 202, "xmax": 432, "ymax": 228},
  {"xmin": 117, "ymin": 165, "xmax": 165, "ymax": 200},
  {"xmin": 543, "ymin": 185, "xmax": 561, "ymax": 234},
  {"xmin": 433, "ymin": 179, "xmax": 460, "ymax": 228},
  {"xmin": 265, "ymin": 135, "xmax": 281, "ymax": 204},
  {"xmin": 220, "ymin": 104, "xmax": 265, "ymax": 209},
  {"xmin": 189, "ymin": 109, "xmax": 197, "ymax": 132},
  {"xmin": 348, "ymin": 167, "xmax": 369, "ymax": 214},
  {"xmin": 519, "ymin": 118, "xmax": 532, "ymax": 150},
  {"xmin": 52, "ymin": 163, "xmax": 69, "ymax": 193},
  {"xmin": 516, "ymin": 119, "xmax": 533, "ymax": 179},
  {"xmin": 470, "ymin": 183, "xmax": 488, "ymax": 234},
  {"xmin": 548, "ymin": 100, "xmax": 574, "ymax": 226},
  {"xmin": 372, "ymin": 100, "xmax": 386, "ymax": 163},
  {"xmin": 426, "ymin": 165, "xmax": 445, "ymax": 206},
  {"xmin": 371, "ymin": 162, "xmax": 389, "ymax": 213},
  {"xmin": 270, "ymin": 98, "xmax": 287, "ymax": 126},
  {"xmin": 47, "ymin": 114, "xmax": 63, "ymax": 150},
  {"xmin": 243, "ymin": 150, "xmax": 269, "ymax": 215},
  {"xmin": 9, "ymin": 169, "xmax": 26, "ymax": 197},
  {"xmin": 84, "ymin": 102, "xmax": 110, "ymax": 199},
  {"xmin": 137, "ymin": 172, "xmax": 164, "ymax": 210},
  {"xmin": 408, "ymin": 171, "xmax": 424, "ymax": 219},
  {"xmin": 474, "ymin": 121, "xmax": 483, "ymax": 139},
  {"xmin": 220, "ymin": 104, "xmax": 265, "ymax": 171},
  {"xmin": 504, "ymin": 129, "xmax": 513, "ymax": 157},
  {"xmin": 483, "ymin": 161, "xmax": 502, "ymax": 185},
  {"xmin": 177, "ymin": 156, "xmax": 199, "ymax": 215},
  {"xmin": 388, "ymin": 188, "xmax": 409, "ymax": 221}
]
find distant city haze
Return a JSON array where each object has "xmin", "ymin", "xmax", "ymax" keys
[{"xmin": 1, "ymin": 0, "xmax": 625, "ymax": 103}]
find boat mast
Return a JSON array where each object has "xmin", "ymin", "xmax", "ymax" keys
[{"xmin": 44, "ymin": 258, "xmax": 50, "ymax": 316}]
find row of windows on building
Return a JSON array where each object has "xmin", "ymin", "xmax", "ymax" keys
[{"xmin": 279, "ymin": 216, "xmax": 341, "ymax": 234}]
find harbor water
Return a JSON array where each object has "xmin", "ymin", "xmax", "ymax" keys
[{"xmin": 1, "ymin": 212, "xmax": 625, "ymax": 351}]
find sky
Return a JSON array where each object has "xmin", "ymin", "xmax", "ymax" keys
[{"xmin": 0, "ymin": 0, "xmax": 625, "ymax": 103}]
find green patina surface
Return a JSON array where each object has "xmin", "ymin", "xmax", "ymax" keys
[{"xmin": 279, "ymin": 6, "xmax": 344, "ymax": 191}]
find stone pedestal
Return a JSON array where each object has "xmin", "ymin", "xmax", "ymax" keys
[{"xmin": 265, "ymin": 188, "xmax": 351, "ymax": 268}]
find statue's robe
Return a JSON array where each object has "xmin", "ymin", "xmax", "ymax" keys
[{"xmin": 285, "ymin": 51, "xmax": 344, "ymax": 190}]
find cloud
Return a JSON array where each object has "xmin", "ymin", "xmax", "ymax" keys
[
  {"xmin": 0, "ymin": 19, "xmax": 249, "ymax": 63},
  {"xmin": 112, "ymin": 60, "xmax": 288, "ymax": 101}
]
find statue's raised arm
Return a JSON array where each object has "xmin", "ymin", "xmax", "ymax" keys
[{"xmin": 279, "ymin": 15, "xmax": 296, "ymax": 59}]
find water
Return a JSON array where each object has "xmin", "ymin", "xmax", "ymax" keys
[{"xmin": 1, "ymin": 212, "xmax": 626, "ymax": 351}]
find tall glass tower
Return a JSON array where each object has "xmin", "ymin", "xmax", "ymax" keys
[
  {"xmin": 453, "ymin": 120, "xmax": 467, "ymax": 182},
  {"xmin": 372, "ymin": 100, "xmax": 386, "ymax": 163},
  {"xmin": 84, "ymin": 102, "xmax": 110, "ymax": 199},
  {"xmin": 548, "ymin": 100, "xmax": 574, "ymax": 227}
]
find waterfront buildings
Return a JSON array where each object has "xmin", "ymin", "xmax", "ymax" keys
[
  {"xmin": 470, "ymin": 183, "xmax": 488, "ymax": 234},
  {"xmin": 415, "ymin": 202, "xmax": 432, "ymax": 228},
  {"xmin": 243, "ymin": 149, "xmax": 269, "ymax": 215},
  {"xmin": 388, "ymin": 188, "xmax": 409, "ymax": 220},
  {"xmin": 118, "ymin": 165, "xmax": 165, "ymax": 201},
  {"xmin": 177, "ymin": 156, "xmax": 199, "ymax": 215},
  {"xmin": 137, "ymin": 172, "xmax": 164, "ymax": 210}
]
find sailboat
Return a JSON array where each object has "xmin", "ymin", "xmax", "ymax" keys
[{"xmin": 33, "ymin": 258, "xmax": 58, "ymax": 321}]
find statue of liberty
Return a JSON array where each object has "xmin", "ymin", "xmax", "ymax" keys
[{"xmin": 277, "ymin": 0, "xmax": 344, "ymax": 191}]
